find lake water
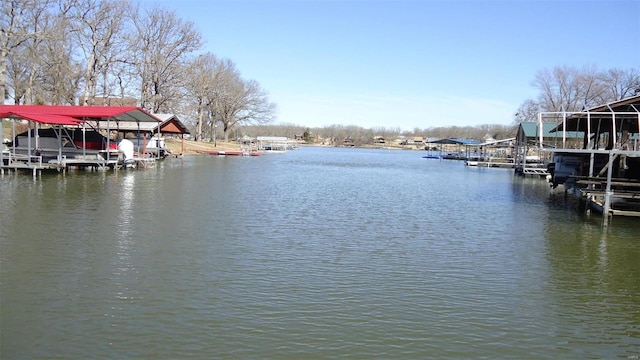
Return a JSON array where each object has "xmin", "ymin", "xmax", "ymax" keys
[{"xmin": 1, "ymin": 146, "xmax": 639, "ymax": 359}]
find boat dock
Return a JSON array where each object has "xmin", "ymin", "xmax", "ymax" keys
[
  {"xmin": 515, "ymin": 164, "xmax": 550, "ymax": 177},
  {"xmin": 571, "ymin": 176, "xmax": 640, "ymax": 217},
  {"xmin": 256, "ymin": 136, "xmax": 298, "ymax": 152},
  {"xmin": 1, "ymin": 105, "xmax": 171, "ymax": 177},
  {"xmin": 535, "ymin": 95, "xmax": 640, "ymax": 225},
  {"xmin": 1, "ymin": 152, "xmax": 155, "ymax": 177},
  {"xmin": 466, "ymin": 157, "xmax": 515, "ymax": 169}
]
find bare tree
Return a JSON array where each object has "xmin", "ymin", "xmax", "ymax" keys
[
  {"xmin": 520, "ymin": 65, "xmax": 640, "ymax": 123},
  {"xmin": 213, "ymin": 78, "xmax": 277, "ymax": 142},
  {"xmin": 183, "ymin": 53, "xmax": 239, "ymax": 141},
  {"xmin": 95, "ymin": 10, "xmax": 135, "ymax": 105},
  {"xmin": 514, "ymin": 99, "xmax": 540, "ymax": 123},
  {"xmin": 575, "ymin": 64, "xmax": 607, "ymax": 109},
  {"xmin": 101, "ymin": 52, "xmax": 138, "ymax": 104},
  {"xmin": 531, "ymin": 65, "xmax": 604, "ymax": 112},
  {"xmin": 598, "ymin": 67, "xmax": 640, "ymax": 102},
  {"xmin": 4, "ymin": 1, "xmax": 87, "ymax": 105},
  {"xmin": 61, "ymin": 0, "xmax": 130, "ymax": 105},
  {"xmin": 38, "ymin": 11, "xmax": 84, "ymax": 105},
  {"xmin": 130, "ymin": 4, "xmax": 202, "ymax": 113},
  {"xmin": 183, "ymin": 55, "xmax": 210, "ymax": 141},
  {"xmin": 186, "ymin": 54, "xmax": 277, "ymax": 142},
  {"xmin": 5, "ymin": 44, "xmax": 29, "ymax": 103},
  {"xmin": 1, "ymin": 0, "xmax": 52, "ymax": 103}
]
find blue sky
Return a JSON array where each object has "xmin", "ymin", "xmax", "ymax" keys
[{"xmin": 138, "ymin": 0, "xmax": 639, "ymax": 131}]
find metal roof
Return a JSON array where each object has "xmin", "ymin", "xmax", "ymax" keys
[
  {"xmin": 431, "ymin": 138, "xmax": 481, "ymax": 145},
  {"xmin": 0, "ymin": 110, "xmax": 82, "ymax": 125},
  {"xmin": 156, "ymin": 114, "xmax": 190, "ymax": 135},
  {"xmin": 519, "ymin": 122, "xmax": 582, "ymax": 139},
  {"xmin": 102, "ymin": 120, "xmax": 158, "ymax": 132},
  {"xmin": 579, "ymin": 94, "xmax": 640, "ymax": 114},
  {"xmin": 550, "ymin": 95, "xmax": 640, "ymax": 134},
  {"xmin": 102, "ymin": 114, "xmax": 190, "ymax": 134},
  {"xmin": 0, "ymin": 105, "xmax": 162, "ymax": 123},
  {"xmin": 257, "ymin": 136, "xmax": 288, "ymax": 141},
  {"xmin": 479, "ymin": 137, "xmax": 515, "ymax": 147}
]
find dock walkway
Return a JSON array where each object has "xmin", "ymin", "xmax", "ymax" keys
[
  {"xmin": 2, "ymin": 152, "xmax": 155, "ymax": 177},
  {"xmin": 514, "ymin": 163, "xmax": 550, "ymax": 177}
]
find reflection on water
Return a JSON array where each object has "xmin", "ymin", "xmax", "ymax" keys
[
  {"xmin": 113, "ymin": 172, "xmax": 137, "ymax": 308},
  {"xmin": 538, "ymin": 184, "xmax": 639, "ymax": 358},
  {"xmin": 1, "ymin": 147, "xmax": 639, "ymax": 359}
]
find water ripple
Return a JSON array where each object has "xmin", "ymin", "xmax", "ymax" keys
[{"xmin": 1, "ymin": 148, "xmax": 638, "ymax": 359}]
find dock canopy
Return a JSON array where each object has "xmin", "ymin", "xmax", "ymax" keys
[
  {"xmin": 155, "ymin": 114, "xmax": 190, "ymax": 135},
  {"xmin": 550, "ymin": 95, "xmax": 640, "ymax": 133},
  {"xmin": 100, "ymin": 113, "xmax": 190, "ymax": 135},
  {"xmin": 430, "ymin": 138, "xmax": 481, "ymax": 145},
  {"xmin": 519, "ymin": 122, "xmax": 583, "ymax": 141},
  {"xmin": 0, "ymin": 105, "xmax": 163, "ymax": 124},
  {"xmin": 0, "ymin": 110, "xmax": 83, "ymax": 125}
]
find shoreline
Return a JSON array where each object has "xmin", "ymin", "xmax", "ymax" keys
[{"xmin": 164, "ymin": 138, "xmax": 425, "ymax": 157}]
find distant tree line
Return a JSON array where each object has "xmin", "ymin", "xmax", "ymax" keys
[
  {"xmin": 240, "ymin": 123, "xmax": 516, "ymax": 147},
  {"xmin": 1, "ymin": 0, "xmax": 276, "ymax": 141}
]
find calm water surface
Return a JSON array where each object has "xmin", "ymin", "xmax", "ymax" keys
[{"xmin": 1, "ymin": 146, "xmax": 639, "ymax": 359}]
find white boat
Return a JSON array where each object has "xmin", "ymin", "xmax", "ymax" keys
[{"xmin": 129, "ymin": 136, "xmax": 172, "ymax": 158}]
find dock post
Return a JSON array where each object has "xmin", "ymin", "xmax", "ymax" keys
[
  {"xmin": 602, "ymin": 190, "xmax": 612, "ymax": 226},
  {"xmin": 602, "ymin": 152, "xmax": 615, "ymax": 226}
]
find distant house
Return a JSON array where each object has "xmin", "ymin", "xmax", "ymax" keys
[
  {"xmin": 373, "ymin": 135, "xmax": 385, "ymax": 144},
  {"xmin": 296, "ymin": 131, "xmax": 319, "ymax": 143},
  {"xmin": 411, "ymin": 136, "xmax": 424, "ymax": 145},
  {"xmin": 79, "ymin": 96, "xmax": 138, "ymax": 107},
  {"xmin": 396, "ymin": 136, "xmax": 424, "ymax": 146},
  {"xmin": 343, "ymin": 137, "xmax": 355, "ymax": 147}
]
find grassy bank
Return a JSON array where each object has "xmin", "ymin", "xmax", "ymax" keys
[{"xmin": 164, "ymin": 137, "xmax": 242, "ymax": 156}]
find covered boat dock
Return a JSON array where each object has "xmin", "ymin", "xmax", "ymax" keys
[
  {"xmin": 1, "ymin": 105, "xmax": 163, "ymax": 176},
  {"xmin": 514, "ymin": 122, "xmax": 583, "ymax": 177},
  {"xmin": 424, "ymin": 138, "xmax": 482, "ymax": 160},
  {"xmin": 98, "ymin": 113, "xmax": 191, "ymax": 157},
  {"xmin": 538, "ymin": 95, "xmax": 640, "ymax": 224}
]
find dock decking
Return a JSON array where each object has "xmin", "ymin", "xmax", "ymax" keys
[{"xmin": 1, "ymin": 153, "xmax": 155, "ymax": 177}]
